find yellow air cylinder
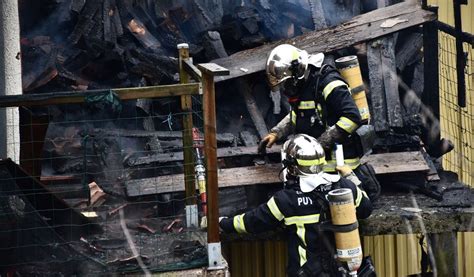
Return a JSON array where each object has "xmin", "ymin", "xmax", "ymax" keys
[
  {"xmin": 335, "ymin": 56, "xmax": 370, "ymax": 124},
  {"xmin": 327, "ymin": 188, "xmax": 363, "ymax": 275}
]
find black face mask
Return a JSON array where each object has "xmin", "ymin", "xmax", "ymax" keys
[{"xmin": 282, "ymin": 77, "xmax": 300, "ymax": 98}]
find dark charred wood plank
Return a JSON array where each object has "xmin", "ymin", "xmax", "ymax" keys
[
  {"xmin": 202, "ymin": 31, "xmax": 228, "ymax": 60},
  {"xmin": 381, "ymin": 35, "xmax": 403, "ymax": 128},
  {"xmin": 70, "ymin": 0, "xmax": 86, "ymax": 13},
  {"xmin": 112, "ymin": 0, "xmax": 124, "ymax": 36},
  {"xmin": 91, "ymin": 129, "xmax": 236, "ymax": 145},
  {"xmin": 103, "ymin": 0, "xmax": 117, "ymax": 43},
  {"xmin": 126, "ymin": 145, "xmax": 282, "ymax": 166},
  {"xmin": 367, "ymin": 39, "xmax": 389, "ymax": 132},
  {"xmin": 68, "ymin": 0, "xmax": 103, "ymax": 44},
  {"xmin": 396, "ymin": 32, "xmax": 423, "ymax": 71},
  {"xmin": 308, "ymin": 0, "xmax": 327, "ymax": 30},
  {"xmin": 211, "ymin": 1, "xmax": 436, "ymax": 82}
]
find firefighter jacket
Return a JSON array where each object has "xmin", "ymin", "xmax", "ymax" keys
[
  {"xmin": 270, "ymin": 65, "xmax": 362, "ymax": 172},
  {"xmin": 219, "ymin": 175, "xmax": 372, "ymax": 276}
]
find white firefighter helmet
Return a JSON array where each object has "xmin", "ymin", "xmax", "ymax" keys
[
  {"xmin": 282, "ymin": 134, "xmax": 339, "ymax": 192},
  {"xmin": 266, "ymin": 44, "xmax": 309, "ymax": 88}
]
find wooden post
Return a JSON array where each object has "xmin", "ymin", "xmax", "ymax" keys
[
  {"xmin": 422, "ymin": 6, "xmax": 440, "ymax": 147},
  {"xmin": 453, "ymin": 0, "xmax": 466, "ymax": 107},
  {"xmin": 367, "ymin": 39, "xmax": 389, "ymax": 132},
  {"xmin": 198, "ymin": 62, "xmax": 229, "ymax": 268},
  {"xmin": 178, "ymin": 43, "xmax": 198, "ymax": 228}
]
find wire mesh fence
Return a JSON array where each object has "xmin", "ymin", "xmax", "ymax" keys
[
  {"xmin": 438, "ymin": 31, "xmax": 474, "ymax": 187},
  {"xmin": 0, "ymin": 91, "xmax": 209, "ymax": 275}
]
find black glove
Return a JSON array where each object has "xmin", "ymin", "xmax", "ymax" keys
[{"xmin": 318, "ymin": 126, "xmax": 348, "ymax": 152}]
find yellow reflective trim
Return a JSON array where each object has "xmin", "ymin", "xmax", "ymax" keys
[
  {"xmin": 361, "ymin": 189, "xmax": 368, "ymax": 200},
  {"xmin": 267, "ymin": 197, "xmax": 284, "ymax": 221},
  {"xmin": 298, "ymin": 246, "xmax": 307, "ymax": 266},
  {"xmin": 322, "ymin": 80, "xmax": 347, "ymax": 100},
  {"xmin": 297, "ymin": 225, "xmax": 307, "ymax": 247},
  {"xmin": 291, "ymin": 49, "xmax": 300, "ymax": 60},
  {"xmin": 284, "ymin": 214, "xmax": 320, "ymax": 226},
  {"xmin": 298, "ymin": 101, "xmax": 316, "ymax": 110},
  {"xmin": 233, "ymin": 214, "xmax": 247, "ymax": 234},
  {"xmin": 323, "ymin": 158, "xmax": 360, "ymax": 172},
  {"xmin": 336, "ymin": 116, "xmax": 359, "ymax": 134},
  {"xmin": 355, "ymin": 187, "xmax": 363, "ymax": 207},
  {"xmin": 296, "ymin": 157, "xmax": 326, "ymax": 166},
  {"xmin": 291, "ymin": 111, "xmax": 297, "ymax": 125}
]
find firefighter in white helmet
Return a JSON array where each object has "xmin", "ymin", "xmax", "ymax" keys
[
  {"xmin": 220, "ymin": 134, "xmax": 373, "ymax": 276},
  {"xmin": 259, "ymin": 44, "xmax": 380, "ymax": 201}
]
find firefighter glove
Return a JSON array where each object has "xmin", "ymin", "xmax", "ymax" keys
[
  {"xmin": 318, "ymin": 125, "xmax": 347, "ymax": 152},
  {"xmin": 258, "ymin": 133, "xmax": 278, "ymax": 153},
  {"xmin": 335, "ymin": 165, "xmax": 353, "ymax": 177},
  {"xmin": 337, "ymin": 165, "xmax": 361, "ymax": 186}
]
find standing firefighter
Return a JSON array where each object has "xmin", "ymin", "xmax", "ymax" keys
[
  {"xmin": 220, "ymin": 134, "xmax": 374, "ymax": 276},
  {"xmin": 259, "ymin": 44, "xmax": 380, "ymax": 201}
]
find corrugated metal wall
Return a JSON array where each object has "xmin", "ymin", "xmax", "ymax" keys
[{"xmin": 224, "ymin": 233, "xmax": 474, "ymax": 276}]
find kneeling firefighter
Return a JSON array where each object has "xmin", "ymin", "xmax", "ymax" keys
[
  {"xmin": 259, "ymin": 44, "xmax": 380, "ymax": 201},
  {"xmin": 220, "ymin": 134, "xmax": 375, "ymax": 276}
]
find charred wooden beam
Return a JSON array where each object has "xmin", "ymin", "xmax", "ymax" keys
[
  {"xmin": 68, "ymin": 0, "xmax": 102, "ymax": 44},
  {"xmin": 211, "ymin": 1, "xmax": 436, "ymax": 82},
  {"xmin": 92, "ymin": 128, "xmax": 236, "ymax": 144},
  {"xmin": 308, "ymin": 0, "xmax": 327, "ymax": 30},
  {"xmin": 381, "ymin": 35, "xmax": 403, "ymax": 128},
  {"xmin": 368, "ymin": 39, "xmax": 389, "ymax": 132},
  {"xmin": 396, "ymin": 32, "xmax": 423, "ymax": 71},
  {"xmin": 126, "ymin": 145, "xmax": 281, "ymax": 167}
]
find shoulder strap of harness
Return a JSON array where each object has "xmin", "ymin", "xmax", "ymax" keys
[{"xmin": 313, "ymin": 64, "xmax": 334, "ymax": 129}]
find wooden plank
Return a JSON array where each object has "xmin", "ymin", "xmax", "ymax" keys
[
  {"xmin": 198, "ymin": 63, "xmax": 229, "ymax": 76},
  {"xmin": 127, "ymin": 151, "xmax": 429, "ymax": 196},
  {"xmin": 361, "ymin": 151, "xmax": 430, "ymax": 174},
  {"xmin": 367, "ymin": 39, "xmax": 389, "ymax": 132},
  {"xmin": 0, "ymin": 83, "xmax": 200, "ymax": 108},
  {"xmin": 381, "ymin": 35, "xmax": 403, "ymax": 128},
  {"xmin": 125, "ymin": 164, "xmax": 282, "ymax": 197},
  {"xmin": 211, "ymin": 1, "xmax": 436, "ymax": 82}
]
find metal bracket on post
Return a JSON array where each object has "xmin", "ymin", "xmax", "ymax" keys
[{"xmin": 207, "ymin": 242, "xmax": 225, "ymax": 269}]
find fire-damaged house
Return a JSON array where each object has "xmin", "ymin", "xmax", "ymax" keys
[{"xmin": 0, "ymin": 0, "xmax": 473, "ymax": 276}]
